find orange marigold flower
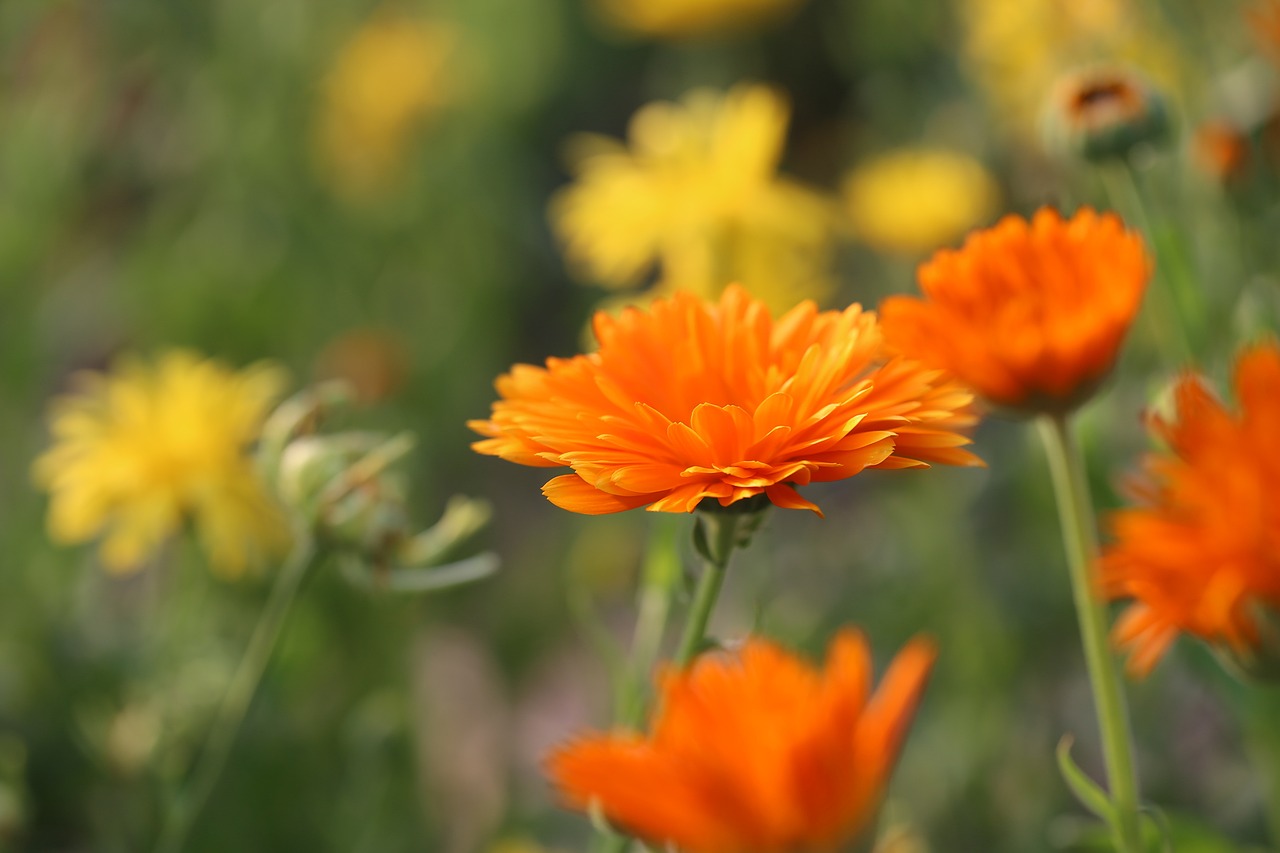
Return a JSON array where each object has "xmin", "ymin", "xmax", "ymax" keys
[
  {"xmin": 1100, "ymin": 343, "xmax": 1280, "ymax": 676},
  {"xmin": 547, "ymin": 630, "xmax": 936, "ymax": 853},
  {"xmin": 470, "ymin": 286, "xmax": 981, "ymax": 517},
  {"xmin": 879, "ymin": 207, "xmax": 1150, "ymax": 413}
]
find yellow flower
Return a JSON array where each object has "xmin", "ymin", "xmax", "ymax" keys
[
  {"xmin": 550, "ymin": 84, "xmax": 836, "ymax": 314},
  {"xmin": 33, "ymin": 350, "xmax": 290, "ymax": 576},
  {"xmin": 595, "ymin": 0, "xmax": 806, "ymax": 39},
  {"xmin": 842, "ymin": 148, "xmax": 1000, "ymax": 255},
  {"xmin": 313, "ymin": 10, "xmax": 457, "ymax": 201},
  {"xmin": 960, "ymin": 0, "xmax": 1181, "ymax": 140}
]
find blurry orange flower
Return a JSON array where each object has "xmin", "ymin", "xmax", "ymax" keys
[
  {"xmin": 1043, "ymin": 67, "xmax": 1169, "ymax": 161},
  {"xmin": 547, "ymin": 629, "xmax": 936, "ymax": 853},
  {"xmin": 470, "ymin": 286, "xmax": 980, "ymax": 516},
  {"xmin": 1193, "ymin": 120, "xmax": 1250, "ymax": 185},
  {"xmin": 879, "ymin": 208, "xmax": 1149, "ymax": 413},
  {"xmin": 1100, "ymin": 343, "xmax": 1280, "ymax": 676}
]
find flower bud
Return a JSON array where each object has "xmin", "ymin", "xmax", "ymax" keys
[
  {"xmin": 260, "ymin": 382, "xmax": 496, "ymax": 591},
  {"xmin": 1043, "ymin": 67, "xmax": 1171, "ymax": 162}
]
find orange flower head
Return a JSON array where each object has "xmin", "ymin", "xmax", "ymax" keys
[
  {"xmin": 1193, "ymin": 120, "xmax": 1250, "ymax": 185},
  {"xmin": 470, "ymin": 286, "xmax": 981, "ymax": 517},
  {"xmin": 879, "ymin": 207, "xmax": 1150, "ymax": 414},
  {"xmin": 1043, "ymin": 68, "xmax": 1169, "ymax": 162},
  {"xmin": 547, "ymin": 630, "xmax": 936, "ymax": 853},
  {"xmin": 1100, "ymin": 342, "xmax": 1280, "ymax": 677}
]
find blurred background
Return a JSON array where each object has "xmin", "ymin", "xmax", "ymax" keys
[{"xmin": 4, "ymin": 0, "xmax": 1280, "ymax": 850}]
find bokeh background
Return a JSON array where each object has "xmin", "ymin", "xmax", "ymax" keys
[{"xmin": 4, "ymin": 0, "xmax": 1280, "ymax": 850}]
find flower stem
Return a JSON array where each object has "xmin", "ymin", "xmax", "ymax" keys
[
  {"xmin": 1037, "ymin": 413, "xmax": 1143, "ymax": 853},
  {"xmin": 154, "ymin": 530, "xmax": 317, "ymax": 853},
  {"xmin": 674, "ymin": 511, "xmax": 740, "ymax": 667}
]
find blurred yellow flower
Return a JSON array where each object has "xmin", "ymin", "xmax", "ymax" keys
[
  {"xmin": 34, "ymin": 351, "xmax": 289, "ymax": 577},
  {"xmin": 595, "ymin": 0, "xmax": 807, "ymax": 39},
  {"xmin": 842, "ymin": 148, "xmax": 999, "ymax": 255},
  {"xmin": 551, "ymin": 84, "xmax": 836, "ymax": 313},
  {"xmin": 314, "ymin": 10, "xmax": 457, "ymax": 201},
  {"xmin": 961, "ymin": 0, "xmax": 1181, "ymax": 140}
]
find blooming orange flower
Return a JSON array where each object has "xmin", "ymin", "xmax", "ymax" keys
[
  {"xmin": 1100, "ymin": 343, "xmax": 1280, "ymax": 676},
  {"xmin": 879, "ymin": 207, "xmax": 1150, "ymax": 413},
  {"xmin": 547, "ymin": 630, "xmax": 936, "ymax": 853},
  {"xmin": 470, "ymin": 286, "xmax": 980, "ymax": 516}
]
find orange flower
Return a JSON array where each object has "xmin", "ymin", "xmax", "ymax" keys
[
  {"xmin": 547, "ymin": 630, "xmax": 936, "ymax": 853},
  {"xmin": 470, "ymin": 286, "xmax": 980, "ymax": 516},
  {"xmin": 1100, "ymin": 343, "xmax": 1280, "ymax": 676},
  {"xmin": 879, "ymin": 207, "xmax": 1150, "ymax": 413}
]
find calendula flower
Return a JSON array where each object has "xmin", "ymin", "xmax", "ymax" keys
[
  {"xmin": 470, "ymin": 286, "xmax": 980, "ymax": 517},
  {"xmin": 842, "ymin": 147, "xmax": 1000, "ymax": 255},
  {"xmin": 961, "ymin": 0, "xmax": 1181, "ymax": 141},
  {"xmin": 1100, "ymin": 343, "xmax": 1280, "ymax": 676},
  {"xmin": 550, "ymin": 85, "xmax": 836, "ymax": 313},
  {"xmin": 314, "ymin": 10, "xmax": 456, "ymax": 201},
  {"xmin": 594, "ymin": 0, "xmax": 806, "ymax": 39},
  {"xmin": 33, "ymin": 350, "xmax": 289, "ymax": 576},
  {"xmin": 547, "ymin": 629, "xmax": 936, "ymax": 853},
  {"xmin": 879, "ymin": 208, "xmax": 1150, "ymax": 413}
]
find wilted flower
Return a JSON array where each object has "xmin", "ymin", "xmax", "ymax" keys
[
  {"xmin": 550, "ymin": 85, "xmax": 836, "ymax": 313},
  {"xmin": 314, "ymin": 9, "xmax": 456, "ymax": 201},
  {"xmin": 880, "ymin": 208, "xmax": 1150, "ymax": 414},
  {"xmin": 1042, "ymin": 67, "xmax": 1170, "ymax": 162},
  {"xmin": 471, "ymin": 286, "xmax": 980, "ymax": 517},
  {"xmin": 593, "ymin": 0, "xmax": 806, "ymax": 39},
  {"xmin": 842, "ymin": 147, "xmax": 1000, "ymax": 255},
  {"xmin": 33, "ymin": 350, "xmax": 289, "ymax": 576},
  {"xmin": 1101, "ymin": 342, "xmax": 1280, "ymax": 677},
  {"xmin": 547, "ymin": 629, "xmax": 936, "ymax": 853}
]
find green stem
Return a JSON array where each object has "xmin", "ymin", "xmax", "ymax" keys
[
  {"xmin": 1037, "ymin": 414, "xmax": 1143, "ymax": 853},
  {"xmin": 595, "ymin": 513, "xmax": 740, "ymax": 853},
  {"xmin": 154, "ymin": 530, "xmax": 317, "ymax": 853},
  {"xmin": 674, "ymin": 512, "xmax": 740, "ymax": 667}
]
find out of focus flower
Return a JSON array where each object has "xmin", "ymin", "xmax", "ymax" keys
[
  {"xmin": 1193, "ymin": 120, "xmax": 1251, "ymax": 185},
  {"xmin": 33, "ymin": 350, "xmax": 289, "ymax": 576},
  {"xmin": 1101, "ymin": 342, "xmax": 1280, "ymax": 677},
  {"xmin": 842, "ymin": 147, "xmax": 1000, "ymax": 255},
  {"xmin": 1249, "ymin": 0, "xmax": 1280, "ymax": 62},
  {"xmin": 471, "ymin": 286, "xmax": 980, "ymax": 517},
  {"xmin": 594, "ymin": 0, "xmax": 806, "ymax": 39},
  {"xmin": 314, "ymin": 10, "xmax": 456, "ymax": 201},
  {"xmin": 550, "ymin": 85, "xmax": 836, "ymax": 313},
  {"xmin": 1042, "ymin": 67, "xmax": 1170, "ymax": 162},
  {"xmin": 880, "ymin": 208, "xmax": 1149, "ymax": 413},
  {"xmin": 961, "ymin": 0, "xmax": 1180, "ymax": 141},
  {"xmin": 314, "ymin": 327, "xmax": 410, "ymax": 405},
  {"xmin": 548, "ymin": 629, "xmax": 936, "ymax": 853}
]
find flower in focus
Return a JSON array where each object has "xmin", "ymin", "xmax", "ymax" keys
[
  {"xmin": 1100, "ymin": 343, "xmax": 1280, "ymax": 676},
  {"xmin": 594, "ymin": 0, "xmax": 806, "ymax": 39},
  {"xmin": 550, "ymin": 85, "xmax": 836, "ymax": 314},
  {"xmin": 470, "ymin": 286, "xmax": 980, "ymax": 517},
  {"xmin": 879, "ymin": 208, "xmax": 1149, "ymax": 413},
  {"xmin": 314, "ymin": 9, "xmax": 457, "ymax": 201},
  {"xmin": 547, "ymin": 629, "xmax": 936, "ymax": 853},
  {"xmin": 33, "ymin": 350, "xmax": 289, "ymax": 576},
  {"xmin": 1042, "ymin": 67, "xmax": 1170, "ymax": 162},
  {"xmin": 960, "ymin": 0, "xmax": 1181, "ymax": 141},
  {"xmin": 842, "ymin": 147, "xmax": 1000, "ymax": 256}
]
